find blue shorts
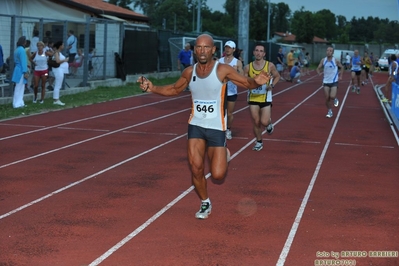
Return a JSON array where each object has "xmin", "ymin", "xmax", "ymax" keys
[{"xmin": 188, "ymin": 124, "xmax": 226, "ymax": 147}]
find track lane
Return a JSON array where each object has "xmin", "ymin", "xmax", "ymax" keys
[{"xmin": 1, "ymin": 72, "xmax": 397, "ymax": 265}]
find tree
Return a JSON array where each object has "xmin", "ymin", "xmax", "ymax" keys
[
  {"xmin": 132, "ymin": 0, "xmax": 163, "ymax": 18},
  {"xmin": 291, "ymin": 8, "xmax": 314, "ymax": 43},
  {"xmin": 153, "ymin": 0, "xmax": 191, "ymax": 31},
  {"xmin": 273, "ymin": 2, "xmax": 291, "ymax": 33},
  {"xmin": 314, "ymin": 9, "xmax": 337, "ymax": 40},
  {"xmin": 108, "ymin": 0, "xmax": 134, "ymax": 10},
  {"xmin": 247, "ymin": 0, "xmax": 269, "ymax": 40}
]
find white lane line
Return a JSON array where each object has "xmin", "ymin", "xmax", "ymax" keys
[
  {"xmin": 88, "ymin": 86, "xmax": 324, "ymax": 265},
  {"xmin": 0, "ymin": 134, "xmax": 187, "ymax": 221},
  {"xmin": 0, "ymin": 123, "xmax": 45, "ymax": 128},
  {"xmin": 57, "ymin": 127, "xmax": 110, "ymax": 132},
  {"xmin": 88, "ymin": 174, "xmax": 204, "ymax": 266},
  {"xmin": 122, "ymin": 131, "xmax": 179, "ymax": 136},
  {"xmin": 0, "ymin": 95, "xmax": 190, "ymax": 141},
  {"xmin": 0, "ymin": 109, "xmax": 189, "ymax": 169},
  {"xmin": 335, "ymin": 142, "xmax": 395, "ymax": 149},
  {"xmin": 267, "ymin": 139, "xmax": 321, "ymax": 145},
  {"xmin": 1, "ymin": 77, "xmax": 321, "ymax": 265},
  {"xmin": 275, "ymin": 84, "xmax": 351, "ymax": 266}
]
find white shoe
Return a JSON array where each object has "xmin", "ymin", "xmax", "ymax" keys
[
  {"xmin": 195, "ymin": 202, "xmax": 212, "ymax": 219},
  {"xmin": 266, "ymin": 123, "xmax": 274, "ymax": 134},
  {"xmin": 225, "ymin": 129, "xmax": 232, "ymax": 140},
  {"xmin": 53, "ymin": 100, "xmax": 65, "ymax": 106},
  {"xmin": 252, "ymin": 142, "xmax": 263, "ymax": 151},
  {"xmin": 334, "ymin": 98, "xmax": 339, "ymax": 107},
  {"xmin": 326, "ymin": 110, "xmax": 333, "ymax": 118}
]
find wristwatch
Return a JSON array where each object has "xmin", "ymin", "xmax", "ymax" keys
[{"xmin": 270, "ymin": 84, "xmax": 274, "ymax": 89}]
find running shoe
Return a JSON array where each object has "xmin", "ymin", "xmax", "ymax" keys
[
  {"xmin": 33, "ymin": 98, "xmax": 37, "ymax": 103},
  {"xmin": 266, "ymin": 123, "xmax": 274, "ymax": 135},
  {"xmin": 326, "ymin": 109, "xmax": 333, "ymax": 118},
  {"xmin": 195, "ymin": 202, "xmax": 212, "ymax": 219},
  {"xmin": 53, "ymin": 100, "xmax": 65, "ymax": 106},
  {"xmin": 334, "ymin": 98, "xmax": 339, "ymax": 107},
  {"xmin": 357, "ymin": 88, "xmax": 360, "ymax": 94},
  {"xmin": 381, "ymin": 98, "xmax": 389, "ymax": 103},
  {"xmin": 225, "ymin": 129, "xmax": 232, "ymax": 140},
  {"xmin": 39, "ymin": 100, "xmax": 44, "ymax": 104},
  {"xmin": 252, "ymin": 142, "xmax": 263, "ymax": 151},
  {"xmin": 351, "ymin": 86, "xmax": 355, "ymax": 92}
]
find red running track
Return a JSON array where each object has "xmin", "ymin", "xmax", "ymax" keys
[{"xmin": 0, "ymin": 71, "xmax": 398, "ymax": 266}]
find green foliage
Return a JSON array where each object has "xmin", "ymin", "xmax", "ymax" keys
[
  {"xmin": 248, "ymin": 0, "xmax": 269, "ymax": 40},
  {"xmin": 125, "ymin": 0, "xmax": 398, "ymax": 44},
  {"xmin": 108, "ymin": 0, "xmax": 134, "ymax": 10},
  {"xmin": 273, "ymin": 3, "xmax": 291, "ymax": 32},
  {"xmin": 291, "ymin": 8, "xmax": 314, "ymax": 43}
]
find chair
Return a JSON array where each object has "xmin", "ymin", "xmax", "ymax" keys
[{"xmin": 0, "ymin": 74, "xmax": 9, "ymax": 97}]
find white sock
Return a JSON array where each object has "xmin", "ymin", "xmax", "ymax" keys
[{"xmin": 202, "ymin": 198, "xmax": 211, "ymax": 204}]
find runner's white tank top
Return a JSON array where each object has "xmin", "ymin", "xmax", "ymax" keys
[
  {"xmin": 188, "ymin": 61, "xmax": 227, "ymax": 131},
  {"xmin": 219, "ymin": 57, "xmax": 238, "ymax": 96},
  {"xmin": 322, "ymin": 57, "xmax": 339, "ymax": 83}
]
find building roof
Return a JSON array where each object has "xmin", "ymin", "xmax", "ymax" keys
[
  {"xmin": 55, "ymin": 0, "xmax": 149, "ymax": 23},
  {"xmin": 274, "ymin": 32, "xmax": 328, "ymax": 44}
]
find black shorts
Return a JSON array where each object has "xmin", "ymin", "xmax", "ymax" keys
[
  {"xmin": 248, "ymin": 101, "xmax": 272, "ymax": 108},
  {"xmin": 188, "ymin": 124, "xmax": 226, "ymax": 147},
  {"xmin": 68, "ymin": 53, "xmax": 76, "ymax": 63},
  {"xmin": 227, "ymin": 94, "xmax": 238, "ymax": 102},
  {"xmin": 323, "ymin": 82, "xmax": 338, "ymax": 88},
  {"xmin": 362, "ymin": 66, "xmax": 369, "ymax": 73},
  {"xmin": 352, "ymin": 70, "xmax": 361, "ymax": 76}
]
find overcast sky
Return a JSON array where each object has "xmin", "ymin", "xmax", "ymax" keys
[{"xmin": 207, "ymin": 0, "xmax": 399, "ymax": 21}]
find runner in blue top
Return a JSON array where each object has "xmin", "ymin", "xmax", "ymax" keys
[
  {"xmin": 290, "ymin": 62, "xmax": 301, "ymax": 83},
  {"xmin": 350, "ymin": 50, "xmax": 362, "ymax": 94}
]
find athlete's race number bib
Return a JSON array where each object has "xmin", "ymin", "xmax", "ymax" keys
[
  {"xmin": 250, "ymin": 84, "xmax": 267, "ymax": 94},
  {"xmin": 194, "ymin": 99, "xmax": 217, "ymax": 119}
]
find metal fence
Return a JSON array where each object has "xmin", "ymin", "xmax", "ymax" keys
[{"xmin": 0, "ymin": 13, "xmax": 123, "ymax": 97}]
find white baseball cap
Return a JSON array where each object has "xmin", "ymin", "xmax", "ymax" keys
[{"xmin": 225, "ymin": 41, "xmax": 236, "ymax": 49}]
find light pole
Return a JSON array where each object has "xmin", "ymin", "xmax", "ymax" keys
[
  {"xmin": 267, "ymin": 0, "xmax": 271, "ymax": 61},
  {"xmin": 196, "ymin": 0, "xmax": 201, "ymax": 33}
]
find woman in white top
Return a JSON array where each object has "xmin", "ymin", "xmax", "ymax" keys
[
  {"xmin": 31, "ymin": 41, "xmax": 50, "ymax": 103},
  {"xmin": 52, "ymin": 41, "xmax": 69, "ymax": 106}
]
